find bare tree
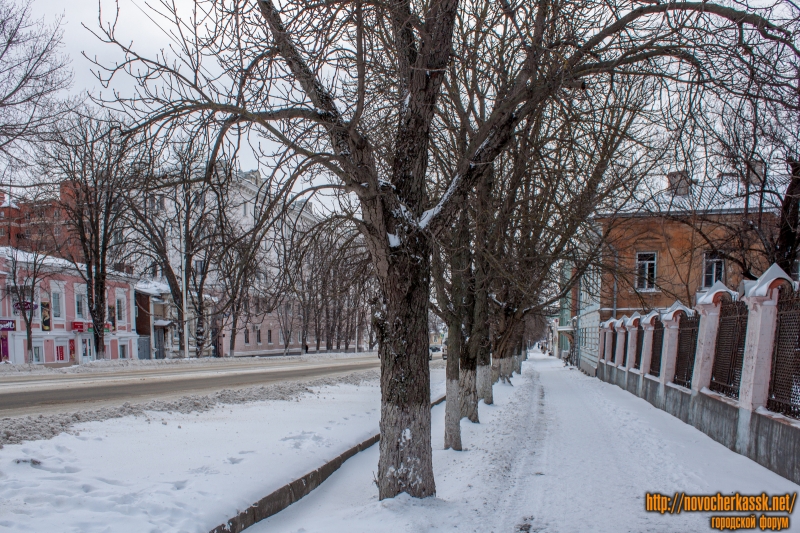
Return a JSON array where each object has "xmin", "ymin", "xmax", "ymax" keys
[
  {"xmin": 40, "ymin": 111, "xmax": 136, "ymax": 360},
  {"xmin": 0, "ymin": 0, "xmax": 70, "ymax": 163}
]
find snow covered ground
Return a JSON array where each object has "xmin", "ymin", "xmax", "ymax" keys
[
  {"xmin": 0, "ymin": 368, "xmax": 444, "ymax": 532},
  {"xmin": 253, "ymin": 351, "xmax": 800, "ymax": 533}
]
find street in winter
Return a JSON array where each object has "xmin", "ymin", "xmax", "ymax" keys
[{"xmin": 2, "ymin": 0, "xmax": 800, "ymax": 531}]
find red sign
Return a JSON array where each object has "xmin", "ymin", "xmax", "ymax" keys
[
  {"xmin": 72, "ymin": 322, "xmax": 85, "ymax": 332},
  {"xmin": 56, "ymin": 345, "xmax": 65, "ymax": 361},
  {"xmin": 0, "ymin": 320, "xmax": 15, "ymax": 331}
]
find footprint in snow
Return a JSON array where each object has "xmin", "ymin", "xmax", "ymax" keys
[{"xmin": 227, "ymin": 457, "xmax": 243, "ymax": 464}]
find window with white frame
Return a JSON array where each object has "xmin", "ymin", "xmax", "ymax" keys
[
  {"xmin": 119, "ymin": 344, "xmax": 127, "ymax": 359},
  {"xmin": 268, "ymin": 329, "xmax": 272, "ymax": 344},
  {"xmin": 704, "ymin": 252, "xmax": 724, "ymax": 288},
  {"xmin": 279, "ymin": 330, "xmax": 284, "ymax": 344},
  {"xmin": 52, "ymin": 291, "xmax": 62, "ymax": 319},
  {"xmin": 635, "ymin": 252, "xmax": 657, "ymax": 290},
  {"xmin": 244, "ymin": 327, "xmax": 250, "ymax": 345},
  {"xmin": 115, "ymin": 291, "xmax": 126, "ymax": 323},
  {"xmin": 256, "ymin": 327, "xmax": 261, "ymax": 344},
  {"xmin": 75, "ymin": 286, "xmax": 87, "ymax": 319}
]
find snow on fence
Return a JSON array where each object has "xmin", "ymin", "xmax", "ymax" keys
[{"xmin": 594, "ymin": 265, "xmax": 800, "ymax": 486}]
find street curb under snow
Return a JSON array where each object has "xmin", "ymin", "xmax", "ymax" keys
[{"xmin": 209, "ymin": 394, "xmax": 447, "ymax": 533}]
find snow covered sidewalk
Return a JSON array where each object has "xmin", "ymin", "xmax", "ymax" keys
[
  {"xmin": 252, "ymin": 351, "xmax": 800, "ymax": 533},
  {"xmin": 0, "ymin": 368, "xmax": 444, "ymax": 533}
]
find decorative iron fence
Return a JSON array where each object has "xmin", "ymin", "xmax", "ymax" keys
[
  {"xmin": 610, "ymin": 328, "xmax": 617, "ymax": 363},
  {"xmin": 634, "ymin": 324, "xmax": 644, "ymax": 369},
  {"xmin": 622, "ymin": 328, "xmax": 629, "ymax": 367},
  {"xmin": 767, "ymin": 288, "xmax": 800, "ymax": 418},
  {"xmin": 709, "ymin": 300, "xmax": 748, "ymax": 398},
  {"xmin": 674, "ymin": 312, "xmax": 700, "ymax": 388},
  {"xmin": 650, "ymin": 318, "xmax": 664, "ymax": 377}
]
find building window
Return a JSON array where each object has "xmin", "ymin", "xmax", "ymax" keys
[
  {"xmin": 52, "ymin": 292, "xmax": 62, "ymax": 318},
  {"xmin": 704, "ymin": 252, "xmax": 724, "ymax": 288},
  {"xmin": 244, "ymin": 327, "xmax": 250, "ymax": 345},
  {"xmin": 268, "ymin": 329, "xmax": 272, "ymax": 344},
  {"xmin": 635, "ymin": 252, "xmax": 657, "ymax": 290},
  {"xmin": 298, "ymin": 331, "xmax": 302, "ymax": 344},
  {"xmin": 256, "ymin": 327, "xmax": 261, "ymax": 344},
  {"xmin": 76, "ymin": 293, "xmax": 85, "ymax": 319},
  {"xmin": 119, "ymin": 344, "xmax": 127, "ymax": 359},
  {"xmin": 279, "ymin": 330, "xmax": 284, "ymax": 344},
  {"xmin": 116, "ymin": 298, "xmax": 125, "ymax": 322},
  {"xmin": 193, "ymin": 260, "xmax": 204, "ymax": 274},
  {"xmin": 53, "ymin": 225, "xmax": 60, "ymax": 237}
]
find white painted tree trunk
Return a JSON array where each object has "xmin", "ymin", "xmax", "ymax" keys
[{"xmin": 477, "ymin": 363, "xmax": 493, "ymax": 405}]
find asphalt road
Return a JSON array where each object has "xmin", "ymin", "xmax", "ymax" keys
[{"xmin": 0, "ymin": 355, "xmax": 382, "ymax": 416}]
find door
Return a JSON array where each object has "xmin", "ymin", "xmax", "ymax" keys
[
  {"xmin": 81, "ymin": 338, "xmax": 94, "ymax": 361},
  {"xmin": 32, "ymin": 342, "xmax": 44, "ymax": 364},
  {"xmin": 154, "ymin": 328, "xmax": 165, "ymax": 359}
]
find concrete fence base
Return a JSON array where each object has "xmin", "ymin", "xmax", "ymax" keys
[
  {"xmin": 210, "ymin": 395, "xmax": 447, "ymax": 533},
  {"xmin": 596, "ymin": 360, "xmax": 800, "ymax": 485}
]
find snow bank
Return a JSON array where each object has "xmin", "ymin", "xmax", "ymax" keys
[
  {"xmin": 0, "ymin": 369, "xmax": 379, "ymax": 447},
  {"xmin": 0, "ymin": 368, "xmax": 446, "ymax": 533}
]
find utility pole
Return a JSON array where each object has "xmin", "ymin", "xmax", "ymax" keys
[{"xmin": 180, "ymin": 190, "xmax": 190, "ymax": 359}]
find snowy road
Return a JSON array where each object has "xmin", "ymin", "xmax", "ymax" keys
[
  {"xmin": 0, "ymin": 355, "xmax": 381, "ymax": 416},
  {"xmin": 254, "ymin": 351, "xmax": 800, "ymax": 533}
]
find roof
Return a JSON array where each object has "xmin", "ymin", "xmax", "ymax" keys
[
  {"xmin": 135, "ymin": 279, "xmax": 171, "ymax": 296},
  {"xmin": 602, "ymin": 172, "xmax": 788, "ymax": 219}
]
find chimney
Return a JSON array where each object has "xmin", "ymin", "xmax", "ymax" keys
[{"xmin": 667, "ymin": 170, "xmax": 693, "ymax": 196}]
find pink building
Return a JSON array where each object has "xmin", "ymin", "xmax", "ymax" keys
[{"xmin": 0, "ymin": 247, "xmax": 138, "ymax": 365}]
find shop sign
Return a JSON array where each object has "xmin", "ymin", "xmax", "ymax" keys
[{"xmin": 0, "ymin": 320, "xmax": 15, "ymax": 331}]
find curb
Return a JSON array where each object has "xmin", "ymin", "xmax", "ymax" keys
[{"xmin": 210, "ymin": 394, "xmax": 447, "ymax": 533}]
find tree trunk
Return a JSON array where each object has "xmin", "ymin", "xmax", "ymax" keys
[
  {"xmin": 376, "ymin": 246, "xmax": 434, "ymax": 500},
  {"xmin": 444, "ymin": 317, "xmax": 461, "ymax": 451},
  {"xmin": 228, "ymin": 314, "xmax": 238, "ymax": 358},
  {"xmin": 477, "ymin": 359, "xmax": 493, "ymax": 405}
]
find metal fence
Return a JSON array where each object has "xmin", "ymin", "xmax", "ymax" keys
[
  {"xmin": 768, "ymin": 288, "xmax": 800, "ymax": 418},
  {"xmin": 674, "ymin": 313, "xmax": 700, "ymax": 388},
  {"xmin": 650, "ymin": 319, "xmax": 664, "ymax": 377},
  {"xmin": 634, "ymin": 324, "xmax": 644, "ymax": 369},
  {"xmin": 709, "ymin": 299, "xmax": 748, "ymax": 398},
  {"xmin": 622, "ymin": 328, "xmax": 629, "ymax": 367},
  {"xmin": 610, "ymin": 328, "xmax": 618, "ymax": 363}
]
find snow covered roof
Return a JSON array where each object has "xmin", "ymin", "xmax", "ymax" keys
[
  {"xmin": 661, "ymin": 301, "xmax": 695, "ymax": 321},
  {"xmin": 746, "ymin": 264, "xmax": 794, "ymax": 298},
  {"xmin": 696, "ymin": 281, "xmax": 738, "ymax": 305},
  {"xmin": 135, "ymin": 279, "xmax": 172, "ymax": 297},
  {"xmin": 607, "ymin": 172, "xmax": 788, "ymax": 218}
]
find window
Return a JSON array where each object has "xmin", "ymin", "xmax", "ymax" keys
[
  {"xmin": 636, "ymin": 252, "xmax": 657, "ymax": 290},
  {"xmin": 298, "ymin": 332, "xmax": 302, "ymax": 344},
  {"xmin": 244, "ymin": 327, "xmax": 250, "ymax": 345},
  {"xmin": 704, "ymin": 252, "xmax": 724, "ymax": 288},
  {"xmin": 116, "ymin": 298, "xmax": 125, "ymax": 322},
  {"xmin": 243, "ymin": 203, "xmax": 248, "ymax": 216},
  {"xmin": 268, "ymin": 329, "xmax": 272, "ymax": 344},
  {"xmin": 76, "ymin": 292, "xmax": 86, "ymax": 319},
  {"xmin": 53, "ymin": 208, "xmax": 60, "ymax": 219},
  {"xmin": 0, "ymin": 228, "xmax": 5, "ymax": 237},
  {"xmin": 119, "ymin": 344, "xmax": 127, "ymax": 359},
  {"xmin": 279, "ymin": 330, "xmax": 284, "ymax": 344},
  {"xmin": 52, "ymin": 292, "xmax": 62, "ymax": 318},
  {"xmin": 256, "ymin": 327, "xmax": 261, "ymax": 344},
  {"xmin": 53, "ymin": 225, "xmax": 60, "ymax": 237},
  {"xmin": 193, "ymin": 260, "xmax": 205, "ymax": 274}
]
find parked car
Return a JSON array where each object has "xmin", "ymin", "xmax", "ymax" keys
[{"xmin": 429, "ymin": 345, "xmax": 441, "ymax": 360}]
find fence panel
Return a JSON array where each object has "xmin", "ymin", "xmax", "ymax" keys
[
  {"xmin": 709, "ymin": 300, "xmax": 748, "ymax": 398},
  {"xmin": 650, "ymin": 319, "xmax": 664, "ymax": 377},
  {"xmin": 622, "ymin": 329, "xmax": 629, "ymax": 367},
  {"xmin": 674, "ymin": 313, "xmax": 700, "ymax": 388},
  {"xmin": 610, "ymin": 328, "xmax": 617, "ymax": 363},
  {"xmin": 768, "ymin": 288, "xmax": 800, "ymax": 418},
  {"xmin": 634, "ymin": 324, "xmax": 644, "ymax": 369}
]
